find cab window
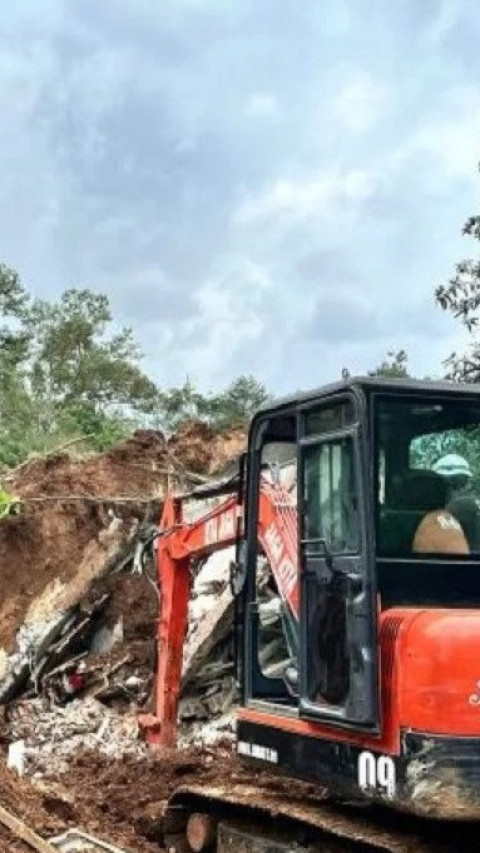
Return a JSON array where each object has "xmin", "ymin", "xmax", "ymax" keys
[
  {"xmin": 376, "ymin": 397, "xmax": 480, "ymax": 557},
  {"xmin": 303, "ymin": 437, "xmax": 358, "ymax": 553}
]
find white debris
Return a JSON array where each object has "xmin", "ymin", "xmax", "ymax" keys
[
  {"xmin": 188, "ymin": 547, "xmax": 234, "ymax": 625},
  {"xmin": 90, "ymin": 618, "xmax": 124, "ymax": 654},
  {"xmin": 7, "ymin": 697, "xmax": 146, "ymax": 776},
  {"xmin": 7, "ymin": 739, "xmax": 26, "ymax": 775},
  {"xmin": 178, "ymin": 709, "xmax": 236, "ymax": 748}
]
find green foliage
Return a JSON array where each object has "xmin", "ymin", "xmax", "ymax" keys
[
  {"xmin": 0, "ymin": 487, "xmax": 22, "ymax": 518},
  {"xmin": 26, "ymin": 289, "xmax": 158, "ymax": 409},
  {"xmin": 369, "ymin": 350, "xmax": 409, "ymax": 378},
  {"xmin": 436, "ymin": 167, "xmax": 480, "ymax": 381},
  {"xmin": 156, "ymin": 375, "xmax": 270, "ymax": 432},
  {"xmin": 209, "ymin": 375, "xmax": 271, "ymax": 430},
  {"xmin": 0, "ymin": 271, "xmax": 159, "ymax": 465},
  {"xmin": 410, "ymin": 430, "xmax": 480, "ymax": 470},
  {"xmin": 59, "ymin": 401, "xmax": 131, "ymax": 452},
  {"xmin": 0, "ymin": 264, "xmax": 30, "ymax": 366},
  {"xmin": 157, "ymin": 379, "xmax": 209, "ymax": 430}
]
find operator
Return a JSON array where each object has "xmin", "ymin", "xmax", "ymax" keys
[{"xmin": 432, "ymin": 454, "xmax": 480, "ymax": 551}]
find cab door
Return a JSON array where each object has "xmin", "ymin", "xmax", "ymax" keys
[{"xmin": 298, "ymin": 400, "xmax": 378, "ymax": 728}]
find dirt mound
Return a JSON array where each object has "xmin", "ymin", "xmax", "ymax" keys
[
  {"xmin": 0, "ymin": 507, "xmax": 105, "ymax": 652},
  {"xmin": 45, "ymin": 746, "xmax": 324, "ymax": 846},
  {"xmin": 167, "ymin": 422, "xmax": 246, "ymax": 477},
  {"xmin": 0, "ymin": 423, "xmax": 246, "ymax": 654},
  {"xmin": 11, "ymin": 423, "xmax": 246, "ymax": 500},
  {"xmin": 12, "ymin": 429, "xmax": 170, "ymax": 500}
]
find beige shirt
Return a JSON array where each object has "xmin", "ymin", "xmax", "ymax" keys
[{"xmin": 413, "ymin": 510, "xmax": 469, "ymax": 555}]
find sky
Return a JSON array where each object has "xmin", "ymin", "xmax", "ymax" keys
[{"xmin": 0, "ymin": 0, "xmax": 479, "ymax": 395}]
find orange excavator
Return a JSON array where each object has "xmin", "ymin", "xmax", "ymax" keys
[{"xmin": 142, "ymin": 377, "xmax": 480, "ymax": 852}]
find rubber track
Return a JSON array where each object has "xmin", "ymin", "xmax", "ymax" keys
[{"xmin": 168, "ymin": 782, "xmax": 480, "ymax": 853}]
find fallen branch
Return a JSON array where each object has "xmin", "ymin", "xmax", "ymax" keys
[
  {"xmin": 42, "ymin": 433, "xmax": 96, "ymax": 455},
  {"xmin": 0, "ymin": 804, "xmax": 58, "ymax": 853},
  {"xmin": 19, "ymin": 495, "xmax": 163, "ymax": 505}
]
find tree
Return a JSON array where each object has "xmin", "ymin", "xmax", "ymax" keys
[
  {"xmin": 0, "ymin": 274, "xmax": 162, "ymax": 462},
  {"xmin": 209, "ymin": 375, "xmax": 271, "ymax": 429},
  {"xmin": 369, "ymin": 350, "xmax": 409, "ymax": 378},
  {"xmin": 156, "ymin": 375, "xmax": 270, "ymax": 432},
  {"xmin": 156, "ymin": 379, "xmax": 210, "ymax": 430},
  {"xmin": 25, "ymin": 289, "xmax": 158, "ymax": 411},
  {"xmin": 436, "ymin": 169, "xmax": 480, "ymax": 381},
  {"xmin": 0, "ymin": 264, "xmax": 30, "ymax": 364},
  {"xmin": 0, "ymin": 265, "xmax": 35, "ymax": 465}
]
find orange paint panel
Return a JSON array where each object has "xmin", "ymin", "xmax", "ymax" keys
[{"xmin": 396, "ymin": 609, "xmax": 480, "ymax": 736}]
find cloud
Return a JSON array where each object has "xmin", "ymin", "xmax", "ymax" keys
[
  {"xmin": 234, "ymin": 169, "xmax": 379, "ymax": 225},
  {"xmin": 308, "ymin": 296, "xmax": 380, "ymax": 343},
  {"xmin": 410, "ymin": 87, "xmax": 480, "ymax": 180},
  {"xmin": 320, "ymin": 0, "xmax": 352, "ymax": 36},
  {"xmin": 147, "ymin": 258, "xmax": 274, "ymax": 387},
  {"xmin": 333, "ymin": 72, "xmax": 386, "ymax": 132},
  {"xmin": 426, "ymin": 0, "xmax": 464, "ymax": 46},
  {"xmin": 245, "ymin": 93, "xmax": 280, "ymax": 118}
]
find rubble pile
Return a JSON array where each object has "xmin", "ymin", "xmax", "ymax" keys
[
  {"xmin": 7, "ymin": 697, "xmax": 146, "ymax": 776},
  {"xmin": 0, "ymin": 421, "xmax": 248, "ymax": 787}
]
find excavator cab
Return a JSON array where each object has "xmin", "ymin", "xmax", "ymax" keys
[{"xmin": 236, "ymin": 377, "xmax": 480, "ymax": 817}]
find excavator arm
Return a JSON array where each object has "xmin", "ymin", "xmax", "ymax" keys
[{"xmin": 143, "ymin": 476, "xmax": 298, "ymax": 746}]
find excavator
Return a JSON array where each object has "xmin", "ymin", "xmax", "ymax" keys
[{"xmin": 141, "ymin": 376, "xmax": 480, "ymax": 852}]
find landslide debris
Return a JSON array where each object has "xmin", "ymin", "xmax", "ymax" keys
[
  {"xmin": 0, "ymin": 423, "xmax": 246, "ymax": 655},
  {"xmin": 0, "ymin": 421, "xmax": 248, "ymax": 851}
]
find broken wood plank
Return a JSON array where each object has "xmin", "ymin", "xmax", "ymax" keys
[
  {"xmin": 182, "ymin": 587, "xmax": 233, "ymax": 687},
  {"xmin": 0, "ymin": 803, "xmax": 58, "ymax": 853}
]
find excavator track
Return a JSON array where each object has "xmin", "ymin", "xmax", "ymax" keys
[{"xmin": 163, "ymin": 781, "xmax": 480, "ymax": 852}]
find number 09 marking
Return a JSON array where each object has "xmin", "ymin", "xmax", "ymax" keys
[{"xmin": 358, "ymin": 751, "xmax": 396, "ymax": 799}]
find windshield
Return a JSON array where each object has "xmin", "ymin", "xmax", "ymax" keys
[{"xmin": 376, "ymin": 395, "xmax": 480, "ymax": 558}]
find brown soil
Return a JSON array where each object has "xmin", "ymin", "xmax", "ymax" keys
[
  {"xmin": 167, "ymin": 423, "xmax": 246, "ymax": 477},
  {"xmin": 45, "ymin": 746, "xmax": 321, "ymax": 848},
  {"xmin": 0, "ymin": 505, "xmax": 106, "ymax": 652},
  {"xmin": 0, "ymin": 756, "xmax": 162, "ymax": 852},
  {"xmin": 0, "ymin": 747, "xmax": 246, "ymax": 852},
  {"xmin": 0, "ymin": 424, "xmax": 246, "ymax": 654},
  {"xmin": 86, "ymin": 572, "xmax": 158, "ymax": 702}
]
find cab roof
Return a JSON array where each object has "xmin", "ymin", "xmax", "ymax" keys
[{"xmin": 256, "ymin": 375, "xmax": 480, "ymax": 416}]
